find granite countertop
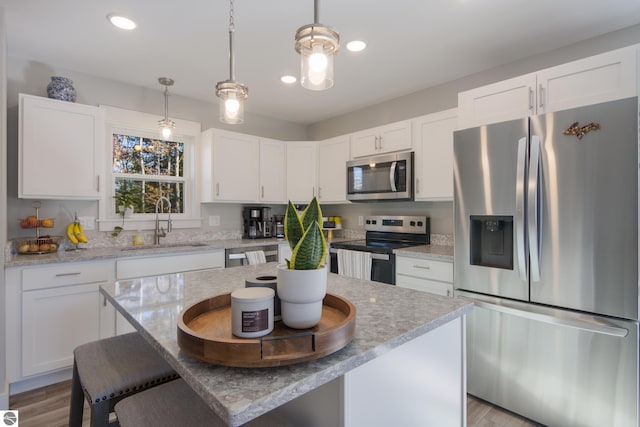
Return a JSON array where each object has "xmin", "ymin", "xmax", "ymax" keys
[
  {"xmin": 394, "ymin": 244, "xmax": 454, "ymax": 262},
  {"xmin": 4, "ymin": 238, "xmax": 283, "ymax": 268},
  {"xmin": 100, "ymin": 263, "xmax": 472, "ymax": 426}
]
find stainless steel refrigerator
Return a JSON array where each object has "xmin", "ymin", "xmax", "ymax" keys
[{"xmin": 453, "ymin": 97, "xmax": 638, "ymax": 427}]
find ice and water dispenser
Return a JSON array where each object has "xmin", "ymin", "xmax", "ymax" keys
[{"xmin": 469, "ymin": 216, "xmax": 513, "ymax": 270}]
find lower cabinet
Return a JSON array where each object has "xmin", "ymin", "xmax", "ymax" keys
[
  {"xmin": 5, "ymin": 260, "xmax": 115, "ymax": 384},
  {"xmin": 395, "ymin": 255, "xmax": 453, "ymax": 297},
  {"xmin": 112, "ymin": 249, "xmax": 225, "ymax": 334}
]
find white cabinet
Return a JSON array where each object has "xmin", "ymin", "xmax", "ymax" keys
[
  {"xmin": 317, "ymin": 136, "xmax": 349, "ymax": 203},
  {"xmin": 395, "ymin": 256, "xmax": 453, "ymax": 297},
  {"xmin": 115, "ymin": 250, "xmax": 225, "ymax": 280},
  {"xmin": 412, "ymin": 109, "xmax": 457, "ymax": 201},
  {"xmin": 458, "ymin": 74, "xmax": 537, "ymax": 129},
  {"xmin": 350, "ymin": 120, "xmax": 412, "ymax": 158},
  {"xmin": 5, "ymin": 260, "xmax": 115, "ymax": 381},
  {"xmin": 18, "ymin": 93, "xmax": 105, "ymax": 200},
  {"xmin": 458, "ymin": 45, "xmax": 638, "ymax": 129},
  {"xmin": 200, "ymin": 128, "xmax": 260, "ymax": 202},
  {"xmin": 287, "ymin": 141, "xmax": 317, "ymax": 203},
  {"xmin": 259, "ymin": 138, "xmax": 286, "ymax": 203}
]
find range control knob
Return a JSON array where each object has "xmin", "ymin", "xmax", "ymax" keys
[
  {"xmin": 417, "ymin": 221, "xmax": 423, "ymax": 227},
  {"xmin": 410, "ymin": 221, "xmax": 416, "ymax": 226}
]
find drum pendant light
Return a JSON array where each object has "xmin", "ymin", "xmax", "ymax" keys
[
  {"xmin": 216, "ymin": 0, "xmax": 248, "ymax": 124},
  {"xmin": 294, "ymin": 0, "xmax": 340, "ymax": 91},
  {"xmin": 158, "ymin": 77, "xmax": 175, "ymax": 139}
]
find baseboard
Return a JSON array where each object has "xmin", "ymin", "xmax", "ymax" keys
[{"xmin": 8, "ymin": 368, "xmax": 72, "ymax": 396}]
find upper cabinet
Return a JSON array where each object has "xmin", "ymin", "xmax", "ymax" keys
[
  {"xmin": 317, "ymin": 135, "xmax": 349, "ymax": 203},
  {"xmin": 350, "ymin": 120, "xmax": 412, "ymax": 158},
  {"xmin": 259, "ymin": 138, "xmax": 286, "ymax": 204},
  {"xmin": 286, "ymin": 141, "xmax": 317, "ymax": 203},
  {"xmin": 458, "ymin": 46, "xmax": 638, "ymax": 129},
  {"xmin": 19, "ymin": 94, "xmax": 105, "ymax": 200},
  {"xmin": 412, "ymin": 109, "xmax": 457, "ymax": 201},
  {"xmin": 200, "ymin": 128, "xmax": 259, "ymax": 203}
]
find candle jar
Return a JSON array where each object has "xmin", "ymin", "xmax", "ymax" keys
[{"xmin": 231, "ymin": 287, "xmax": 274, "ymax": 338}]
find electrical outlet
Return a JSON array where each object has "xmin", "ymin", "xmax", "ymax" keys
[
  {"xmin": 78, "ymin": 216, "xmax": 95, "ymax": 230},
  {"xmin": 358, "ymin": 216, "xmax": 364, "ymax": 226},
  {"xmin": 209, "ymin": 215, "xmax": 221, "ymax": 227}
]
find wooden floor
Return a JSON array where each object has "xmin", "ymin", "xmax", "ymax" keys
[{"xmin": 9, "ymin": 379, "xmax": 543, "ymax": 426}]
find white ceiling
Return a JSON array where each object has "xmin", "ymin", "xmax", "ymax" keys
[{"xmin": 3, "ymin": 0, "xmax": 640, "ymax": 125}]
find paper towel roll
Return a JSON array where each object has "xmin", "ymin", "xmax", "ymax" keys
[{"xmin": 245, "ymin": 275, "xmax": 281, "ymax": 320}]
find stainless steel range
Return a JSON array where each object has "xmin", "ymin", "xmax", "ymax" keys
[{"xmin": 329, "ymin": 215, "xmax": 429, "ymax": 284}]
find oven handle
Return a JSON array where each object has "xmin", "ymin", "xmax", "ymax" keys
[{"xmin": 329, "ymin": 248, "xmax": 389, "ymax": 261}]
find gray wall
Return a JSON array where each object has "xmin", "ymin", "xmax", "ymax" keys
[
  {"xmin": 5, "ymin": 23, "xmax": 640, "ymax": 241},
  {"xmin": 308, "ymin": 23, "xmax": 640, "ymax": 140}
]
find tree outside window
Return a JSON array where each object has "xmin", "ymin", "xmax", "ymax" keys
[{"xmin": 112, "ymin": 134, "xmax": 185, "ymax": 214}]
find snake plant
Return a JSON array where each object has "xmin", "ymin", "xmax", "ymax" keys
[{"xmin": 284, "ymin": 197, "xmax": 327, "ymax": 270}]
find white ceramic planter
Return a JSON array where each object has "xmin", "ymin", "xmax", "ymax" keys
[{"xmin": 276, "ymin": 264, "xmax": 327, "ymax": 329}]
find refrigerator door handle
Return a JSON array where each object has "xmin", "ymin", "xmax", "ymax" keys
[
  {"xmin": 389, "ymin": 161, "xmax": 398, "ymax": 192},
  {"xmin": 528, "ymin": 135, "xmax": 542, "ymax": 282},
  {"xmin": 458, "ymin": 295, "xmax": 629, "ymax": 338},
  {"xmin": 516, "ymin": 137, "xmax": 528, "ymax": 283}
]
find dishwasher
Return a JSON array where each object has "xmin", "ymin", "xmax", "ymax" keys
[{"xmin": 225, "ymin": 244, "xmax": 279, "ymax": 267}]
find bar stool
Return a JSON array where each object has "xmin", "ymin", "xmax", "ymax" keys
[
  {"xmin": 115, "ymin": 379, "xmax": 291, "ymax": 427},
  {"xmin": 69, "ymin": 332, "xmax": 179, "ymax": 427}
]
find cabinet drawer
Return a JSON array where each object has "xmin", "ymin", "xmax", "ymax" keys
[
  {"xmin": 117, "ymin": 250, "xmax": 225, "ymax": 279},
  {"xmin": 22, "ymin": 261, "xmax": 114, "ymax": 291},
  {"xmin": 396, "ymin": 256, "xmax": 453, "ymax": 282},
  {"xmin": 396, "ymin": 274, "xmax": 453, "ymax": 297}
]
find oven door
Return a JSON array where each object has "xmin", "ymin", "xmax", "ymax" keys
[
  {"xmin": 347, "ymin": 152, "xmax": 413, "ymax": 201},
  {"xmin": 329, "ymin": 248, "xmax": 395, "ymax": 284}
]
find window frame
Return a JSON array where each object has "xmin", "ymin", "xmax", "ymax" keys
[{"xmin": 98, "ymin": 106, "xmax": 201, "ymax": 232}]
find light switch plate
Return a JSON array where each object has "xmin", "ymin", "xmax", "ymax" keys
[
  {"xmin": 358, "ymin": 216, "xmax": 364, "ymax": 226},
  {"xmin": 78, "ymin": 216, "xmax": 95, "ymax": 230},
  {"xmin": 209, "ymin": 215, "xmax": 221, "ymax": 226}
]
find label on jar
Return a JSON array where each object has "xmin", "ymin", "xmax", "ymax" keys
[{"xmin": 242, "ymin": 309, "xmax": 269, "ymax": 332}]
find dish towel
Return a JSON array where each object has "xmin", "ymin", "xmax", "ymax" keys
[
  {"xmin": 337, "ymin": 249, "xmax": 372, "ymax": 281},
  {"xmin": 245, "ymin": 250, "xmax": 267, "ymax": 265}
]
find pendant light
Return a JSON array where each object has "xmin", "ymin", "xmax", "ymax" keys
[
  {"xmin": 294, "ymin": 0, "xmax": 340, "ymax": 91},
  {"xmin": 158, "ymin": 77, "xmax": 175, "ymax": 139},
  {"xmin": 216, "ymin": 0, "xmax": 248, "ymax": 124}
]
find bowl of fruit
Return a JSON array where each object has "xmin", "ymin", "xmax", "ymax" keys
[
  {"xmin": 19, "ymin": 216, "xmax": 54, "ymax": 228},
  {"xmin": 15, "ymin": 236, "xmax": 62, "ymax": 255}
]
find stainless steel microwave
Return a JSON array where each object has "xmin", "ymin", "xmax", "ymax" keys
[{"xmin": 346, "ymin": 151, "xmax": 414, "ymax": 202}]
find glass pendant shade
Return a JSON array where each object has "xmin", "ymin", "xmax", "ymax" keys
[
  {"xmin": 216, "ymin": 81, "xmax": 248, "ymax": 124},
  {"xmin": 157, "ymin": 77, "xmax": 175, "ymax": 139},
  {"xmin": 294, "ymin": 0, "xmax": 339, "ymax": 91}
]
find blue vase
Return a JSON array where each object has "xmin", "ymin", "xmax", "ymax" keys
[{"xmin": 47, "ymin": 76, "xmax": 76, "ymax": 102}]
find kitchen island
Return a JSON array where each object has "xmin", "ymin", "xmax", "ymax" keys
[{"xmin": 100, "ymin": 263, "xmax": 472, "ymax": 427}]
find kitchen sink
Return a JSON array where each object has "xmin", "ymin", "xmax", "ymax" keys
[{"xmin": 120, "ymin": 242, "xmax": 209, "ymax": 251}]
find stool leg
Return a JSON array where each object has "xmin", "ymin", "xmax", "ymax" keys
[
  {"xmin": 69, "ymin": 361, "xmax": 85, "ymax": 427},
  {"xmin": 90, "ymin": 400, "xmax": 111, "ymax": 427}
]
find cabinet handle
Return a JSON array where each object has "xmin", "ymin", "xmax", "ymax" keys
[
  {"xmin": 312, "ymin": 187, "xmax": 315, "ymax": 198},
  {"xmin": 55, "ymin": 272, "xmax": 82, "ymax": 277},
  {"xmin": 416, "ymin": 178, "xmax": 420, "ymax": 194},
  {"xmin": 413, "ymin": 264, "xmax": 431, "ymax": 270},
  {"xmin": 378, "ymin": 136, "xmax": 383, "ymax": 150},
  {"xmin": 216, "ymin": 183, "xmax": 220, "ymax": 196},
  {"xmin": 528, "ymin": 87, "xmax": 534, "ymax": 111},
  {"xmin": 539, "ymin": 84, "xmax": 544, "ymax": 109},
  {"xmin": 318, "ymin": 187, "xmax": 322, "ymax": 199},
  {"xmin": 374, "ymin": 136, "xmax": 379, "ymax": 150},
  {"xmin": 447, "ymin": 289, "xmax": 451, "ymax": 297},
  {"xmin": 96, "ymin": 175, "xmax": 100, "ymax": 192},
  {"xmin": 261, "ymin": 185, "xmax": 264, "ymax": 199},
  {"xmin": 103, "ymin": 295, "xmax": 107, "ymax": 307}
]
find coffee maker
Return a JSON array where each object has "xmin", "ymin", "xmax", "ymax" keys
[
  {"xmin": 243, "ymin": 207, "xmax": 271, "ymax": 238},
  {"xmin": 273, "ymin": 215, "xmax": 285, "ymax": 238}
]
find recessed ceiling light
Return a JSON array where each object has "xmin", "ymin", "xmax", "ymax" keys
[
  {"xmin": 346, "ymin": 40, "xmax": 366, "ymax": 52},
  {"xmin": 107, "ymin": 14, "xmax": 137, "ymax": 30},
  {"xmin": 280, "ymin": 75, "xmax": 297, "ymax": 84}
]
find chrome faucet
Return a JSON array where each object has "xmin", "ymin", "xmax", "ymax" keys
[{"xmin": 154, "ymin": 196, "xmax": 172, "ymax": 245}]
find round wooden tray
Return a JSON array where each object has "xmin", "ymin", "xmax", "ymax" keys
[{"xmin": 177, "ymin": 292, "xmax": 356, "ymax": 367}]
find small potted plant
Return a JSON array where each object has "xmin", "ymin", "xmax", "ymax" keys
[
  {"xmin": 277, "ymin": 197, "xmax": 328, "ymax": 329},
  {"xmin": 112, "ymin": 187, "xmax": 137, "ymax": 237}
]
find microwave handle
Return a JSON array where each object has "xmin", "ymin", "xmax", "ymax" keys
[{"xmin": 389, "ymin": 161, "xmax": 397, "ymax": 192}]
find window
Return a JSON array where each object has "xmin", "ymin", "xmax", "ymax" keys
[
  {"xmin": 113, "ymin": 133, "xmax": 185, "ymax": 214},
  {"xmin": 99, "ymin": 106, "xmax": 201, "ymax": 232}
]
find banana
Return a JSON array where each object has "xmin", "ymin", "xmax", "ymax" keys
[
  {"xmin": 66, "ymin": 222, "xmax": 79, "ymax": 244},
  {"xmin": 74, "ymin": 221, "xmax": 88, "ymax": 243}
]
